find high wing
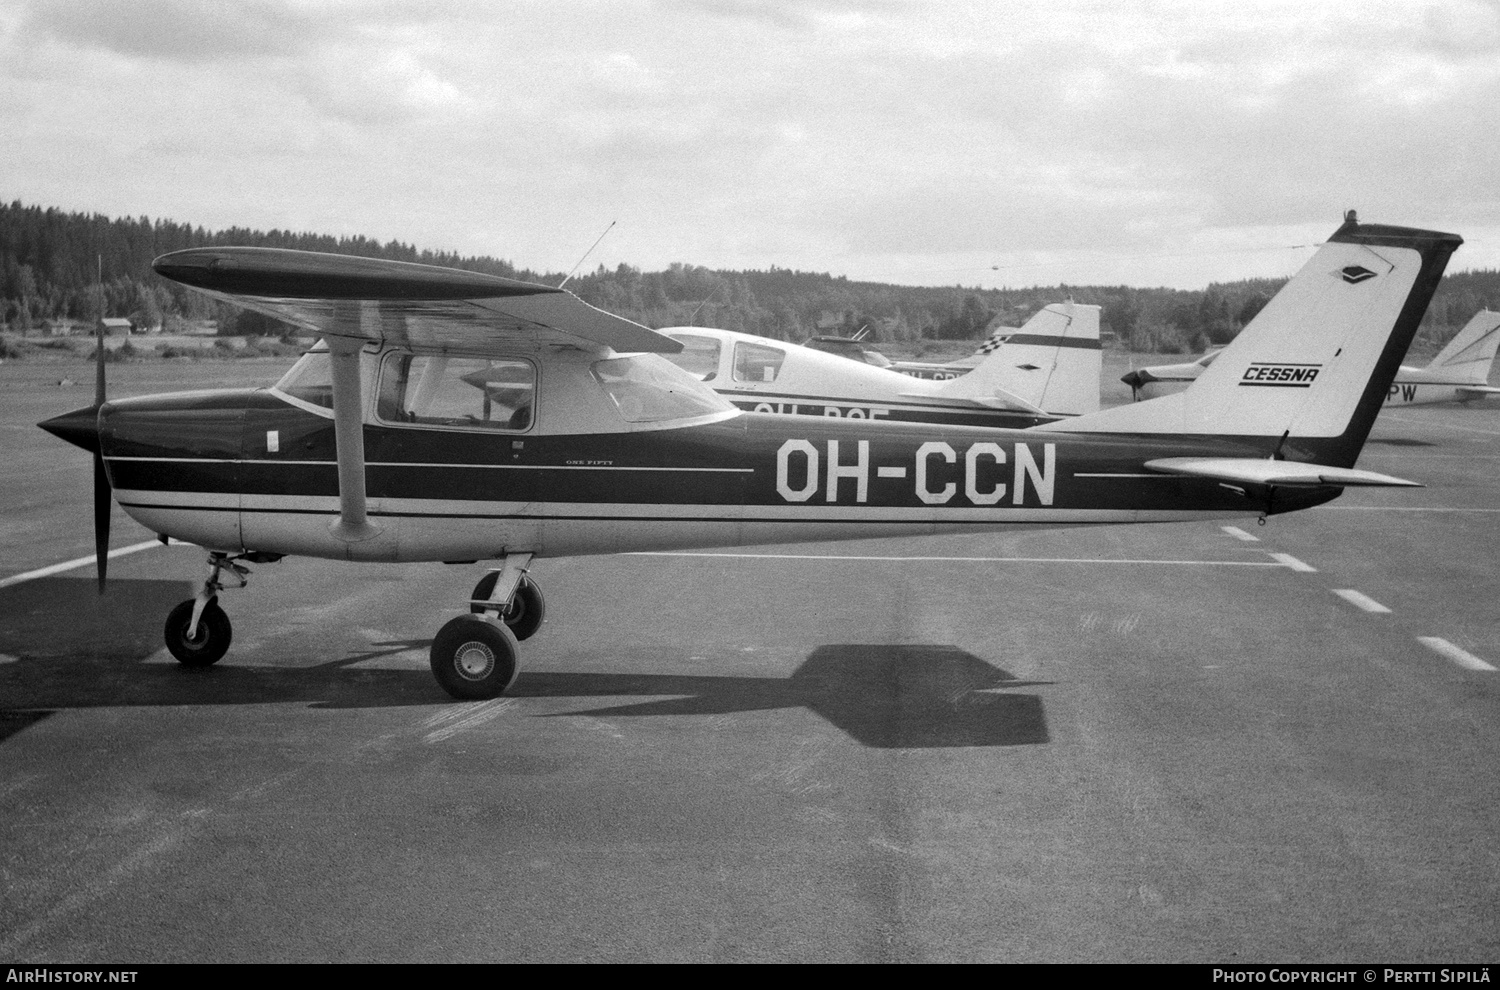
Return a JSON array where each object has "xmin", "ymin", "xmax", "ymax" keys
[
  {"xmin": 152, "ymin": 247, "xmax": 682, "ymax": 355},
  {"xmin": 152, "ymin": 247, "xmax": 680, "ymax": 548}
]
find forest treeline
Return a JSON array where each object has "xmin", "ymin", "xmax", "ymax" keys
[{"xmin": 3, "ymin": 200, "xmax": 1498, "ymax": 354}]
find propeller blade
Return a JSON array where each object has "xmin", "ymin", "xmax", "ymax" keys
[
  {"xmin": 93, "ymin": 321, "xmax": 109, "ymax": 592},
  {"xmin": 93, "ymin": 447, "xmax": 110, "ymax": 592},
  {"xmin": 95, "ymin": 325, "xmax": 106, "ymax": 407}
]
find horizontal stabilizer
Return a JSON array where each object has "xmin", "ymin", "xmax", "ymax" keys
[
  {"xmin": 1457, "ymin": 385, "xmax": 1500, "ymax": 398},
  {"xmin": 897, "ymin": 386, "xmax": 1046, "ymax": 415},
  {"xmin": 1145, "ymin": 457, "xmax": 1423, "ymax": 488}
]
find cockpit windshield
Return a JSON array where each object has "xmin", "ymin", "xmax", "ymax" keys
[
  {"xmin": 273, "ymin": 341, "xmax": 334, "ymax": 409},
  {"xmin": 591, "ymin": 353, "xmax": 733, "ymax": 423}
]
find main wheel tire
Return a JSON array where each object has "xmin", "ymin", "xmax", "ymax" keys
[
  {"xmin": 430, "ymin": 614, "xmax": 521, "ymax": 700},
  {"xmin": 469, "ymin": 574, "xmax": 546, "ymax": 641},
  {"xmin": 164, "ymin": 599, "xmax": 232, "ymax": 668}
]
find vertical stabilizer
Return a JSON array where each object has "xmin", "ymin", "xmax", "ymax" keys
[
  {"xmin": 1426, "ymin": 310, "xmax": 1500, "ymax": 383},
  {"xmin": 1044, "ymin": 215, "xmax": 1462, "ymax": 467},
  {"xmin": 932, "ymin": 302, "xmax": 1102, "ymax": 415}
]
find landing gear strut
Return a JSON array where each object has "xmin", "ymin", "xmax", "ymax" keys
[
  {"xmin": 431, "ymin": 554, "xmax": 544, "ymax": 699},
  {"xmin": 469, "ymin": 570, "xmax": 546, "ymax": 640},
  {"xmin": 163, "ymin": 551, "xmax": 259, "ymax": 667}
]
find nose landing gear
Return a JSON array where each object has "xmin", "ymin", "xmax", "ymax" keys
[{"xmin": 163, "ymin": 551, "xmax": 259, "ymax": 667}]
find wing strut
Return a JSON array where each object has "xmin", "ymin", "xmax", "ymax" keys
[{"xmin": 327, "ymin": 316, "xmax": 381, "ymax": 543}]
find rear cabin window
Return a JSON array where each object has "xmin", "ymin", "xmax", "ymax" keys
[
  {"xmin": 377, "ymin": 354, "xmax": 536, "ymax": 431},
  {"xmin": 664, "ymin": 334, "xmax": 722, "ymax": 381},
  {"xmin": 733, "ymin": 341, "xmax": 786, "ymax": 383},
  {"xmin": 274, "ymin": 346, "xmax": 335, "ymax": 409}
]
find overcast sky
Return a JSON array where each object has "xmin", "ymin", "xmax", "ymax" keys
[{"xmin": 3, "ymin": 0, "xmax": 1498, "ymax": 289}]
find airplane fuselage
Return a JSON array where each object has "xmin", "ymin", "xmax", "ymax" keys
[
  {"xmin": 1382, "ymin": 365, "xmax": 1492, "ymax": 406},
  {"xmin": 97, "ymin": 386, "xmax": 1330, "ymax": 564}
]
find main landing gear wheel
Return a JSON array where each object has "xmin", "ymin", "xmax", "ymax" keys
[
  {"xmin": 469, "ymin": 573, "xmax": 546, "ymax": 641},
  {"xmin": 430, "ymin": 614, "xmax": 521, "ymax": 700},
  {"xmin": 164, "ymin": 599, "xmax": 232, "ymax": 667}
]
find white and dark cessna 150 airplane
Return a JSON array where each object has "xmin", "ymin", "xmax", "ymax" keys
[
  {"xmin": 38, "ymin": 212, "xmax": 1459, "ymax": 701},
  {"xmin": 1122, "ymin": 308, "xmax": 1500, "ymax": 406},
  {"xmin": 658, "ymin": 301, "xmax": 1101, "ymax": 427}
]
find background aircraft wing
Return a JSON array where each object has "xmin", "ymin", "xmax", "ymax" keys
[
  {"xmin": 153, "ymin": 247, "xmax": 681, "ymax": 354},
  {"xmin": 896, "ymin": 385, "xmax": 1047, "ymax": 415}
]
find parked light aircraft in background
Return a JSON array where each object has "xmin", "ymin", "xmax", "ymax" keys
[
  {"xmin": 1119, "ymin": 348, "xmax": 1225, "ymax": 401},
  {"xmin": 887, "ymin": 305, "xmax": 1094, "ymax": 382},
  {"xmin": 1122, "ymin": 309, "xmax": 1500, "ymax": 406},
  {"xmin": 662, "ymin": 302, "xmax": 1101, "ymax": 427},
  {"xmin": 1383, "ymin": 310, "xmax": 1500, "ymax": 405},
  {"xmin": 888, "ymin": 326, "xmax": 1019, "ymax": 380},
  {"xmin": 38, "ymin": 213, "xmax": 1457, "ymax": 701}
]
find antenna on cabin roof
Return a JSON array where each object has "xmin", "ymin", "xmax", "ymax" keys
[
  {"xmin": 687, "ymin": 281, "xmax": 725, "ymax": 325},
  {"xmin": 558, "ymin": 220, "xmax": 617, "ymax": 289}
]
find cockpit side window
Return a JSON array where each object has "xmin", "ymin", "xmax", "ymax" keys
[
  {"xmin": 733, "ymin": 341, "xmax": 786, "ymax": 383},
  {"xmin": 377, "ymin": 354, "xmax": 536, "ymax": 431}
]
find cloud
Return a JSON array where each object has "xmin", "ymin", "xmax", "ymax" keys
[
  {"xmin": 3, "ymin": 1, "xmax": 1498, "ymax": 287},
  {"xmin": 19, "ymin": 0, "xmax": 331, "ymax": 63}
]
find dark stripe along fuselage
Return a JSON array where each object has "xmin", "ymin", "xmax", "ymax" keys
[{"xmin": 713, "ymin": 391, "xmax": 1055, "ymax": 429}]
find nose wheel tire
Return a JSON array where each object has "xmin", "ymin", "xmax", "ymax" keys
[
  {"xmin": 164, "ymin": 599, "xmax": 233, "ymax": 667},
  {"xmin": 431, "ymin": 614, "xmax": 521, "ymax": 700},
  {"xmin": 469, "ymin": 573, "xmax": 546, "ymax": 641}
]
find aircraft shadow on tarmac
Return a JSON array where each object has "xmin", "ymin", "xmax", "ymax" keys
[
  {"xmin": 0, "ymin": 579, "xmax": 1049, "ymax": 749},
  {"xmin": 518, "ymin": 645, "xmax": 1052, "ymax": 748}
]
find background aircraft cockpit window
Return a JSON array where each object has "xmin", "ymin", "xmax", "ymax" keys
[
  {"xmin": 378, "ymin": 354, "xmax": 536, "ymax": 430},
  {"xmin": 733, "ymin": 341, "xmax": 786, "ymax": 383},
  {"xmin": 591, "ymin": 354, "xmax": 733, "ymax": 423},
  {"xmin": 663, "ymin": 333, "xmax": 722, "ymax": 381},
  {"xmin": 273, "ymin": 342, "xmax": 334, "ymax": 409}
]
